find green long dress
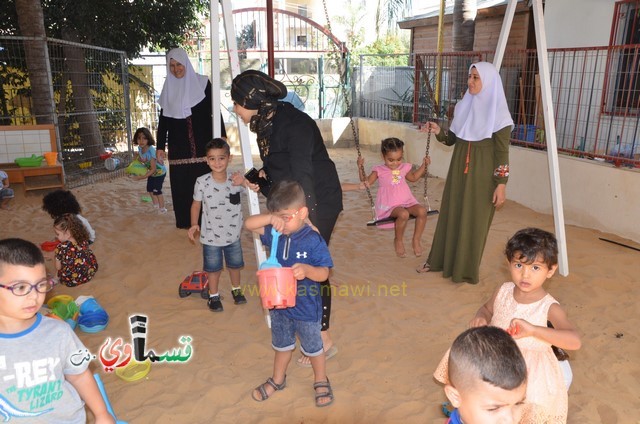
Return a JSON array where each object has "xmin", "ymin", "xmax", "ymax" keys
[{"xmin": 426, "ymin": 125, "xmax": 511, "ymax": 284}]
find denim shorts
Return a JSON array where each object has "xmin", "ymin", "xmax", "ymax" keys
[
  {"xmin": 146, "ymin": 174, "xmax": 166, "ymax": 195},
  {"xmin": 202, "ymin": 238, "xmax": 244, "ymax": 273},
  {"xmin": 270, "ymin": 311, "xmax": 323, "ymax": 356},
  {"xmin": 0, "ymin": 188, "xmax": 14, "ymax": 200}
]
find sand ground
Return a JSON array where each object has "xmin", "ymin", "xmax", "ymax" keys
[{"xmin": 2, "ymin": 147, "xmax": 639, "ymax": 423}]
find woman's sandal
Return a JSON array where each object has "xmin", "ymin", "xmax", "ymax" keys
[
  {"xmin": 251, "ymin": 376, "xmax": 286, "ymax": 402},
  {"xmin": 313, "ymin": 378, "xmax": 334, "ymax": 407},
  {"xmin": 416, "ymin": 262, "xmax": 431, "ymax": 273}
]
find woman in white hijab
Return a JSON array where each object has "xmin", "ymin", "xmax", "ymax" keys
[
  {"xmin": 417, "ymin": 62, "xmax": 514, "ymax": 283},
  {"xmin": 157, "ymin": 47, "xmax": 227, "ymax": 229}
]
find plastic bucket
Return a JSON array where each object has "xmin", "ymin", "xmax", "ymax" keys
[
  {"xmin": 44, "ymin": 152, "xmax": 58, "ymax": 166},
  {"xmin": 105, "ymin": 157, "xmax": 120, "ymax": 171},
  {"xmin": 256, "ymin": 267, "xmax": 297, "ymax": 309}
]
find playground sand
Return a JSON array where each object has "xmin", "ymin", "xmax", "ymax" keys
[{"xmin": 2, "ymin": 147, "xmax": 638, "ymax": 423}]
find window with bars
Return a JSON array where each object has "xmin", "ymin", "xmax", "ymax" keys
[{"xmin": 607, "ymin": 0, "xmax": 640, "ymax": 113}]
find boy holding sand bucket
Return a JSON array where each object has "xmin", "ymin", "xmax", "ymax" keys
[{"xmin": 245, "ymin": 180, "xmax": 335, "ymax": 407}]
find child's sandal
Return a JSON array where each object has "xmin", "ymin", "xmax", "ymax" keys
[
  {"xmin": 251, "ymin": 376, "xmax": 286, "ymax": 402},
  {"xmin": 313, "ymin": 378, "xmax": 334, "ymax": 407}
]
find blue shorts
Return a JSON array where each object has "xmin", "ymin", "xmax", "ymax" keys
[
  {"xmin": 0, "ymin": 188, "xmax": 14, "ymax": 200},
  {"xmin": 202, "ymin": 239, "xmax": 244, "ymax": 273},
  {"xmin": 146, "ymin": 174, "xmax": 166, "ymax": 195},
  {"xmin": 270, "ymin": 311, "xmax": 323, "ymax": 356}
]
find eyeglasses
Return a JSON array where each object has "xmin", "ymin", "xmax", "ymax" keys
[
  {"xmin": 277, "ymin": 207, "xmax": 303, "ymax": 222},
  {"xmin": 0, "ymin": 277, "xmax": 57, "ymax": 296}
]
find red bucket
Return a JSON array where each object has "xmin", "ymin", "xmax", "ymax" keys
[{"xmin": 256, "ymin": 267, "xmax": 297, "ymax": 309}]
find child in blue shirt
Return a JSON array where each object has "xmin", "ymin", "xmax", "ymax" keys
[
  {"xmin": 245, "ymin": 180, "xmax": 334, "ymax": 407},
  {"xmin": 440, "ymin": 326, "xmax": 528, "ymax": 424},
  {"xmin": 131, "ymin": 127, "xmax": 167, "ymax": 213},
  {"xmin": 0, "ymin": 170, "xmax": 14, "ymax": 210}
]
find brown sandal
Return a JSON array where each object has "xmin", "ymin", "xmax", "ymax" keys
[{"xmin": 252, "ymin": 376, "xmax": 286, "ymax": 402}]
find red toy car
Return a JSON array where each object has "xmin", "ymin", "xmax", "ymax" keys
[{"xmin": 178, "ymin": 271, "xmax": 210, "ymax": 299}]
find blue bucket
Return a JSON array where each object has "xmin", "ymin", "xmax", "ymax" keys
[{"xmin": 514, "ymin": 125, "xmax": 537, "ymax": 142}]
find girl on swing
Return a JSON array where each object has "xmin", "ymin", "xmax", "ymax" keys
[{"xmin": 358, "ymin": 137, "xmax": 431, "ymax": 258}]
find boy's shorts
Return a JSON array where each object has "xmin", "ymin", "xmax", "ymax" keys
[
  {"xmin": 202, "ymin": 239, "xmax": 244, "ymax": 273},
  {"xmin": 270, "ymin": 311, "xmax": 323, "ymax": 356},
  {"xmin": 146, "ymin": 174, "xmax": 166, "ymax": 195},
  {"xmin": 0, "ymin": 188, "xmax": 14, "ymax": 200}
]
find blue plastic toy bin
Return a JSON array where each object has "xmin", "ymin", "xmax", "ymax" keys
[{"xmin": 514, "ymin": 124, "xmax": 537, "ymax": 142}]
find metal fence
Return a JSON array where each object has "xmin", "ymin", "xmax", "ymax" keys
[
  {"xmin": 0, "ymin": 36, "xmax": 159, "ymax": 188},
  {"xmin": 356, "ymin": 50, "xmax": 640, "ymax": 168}
]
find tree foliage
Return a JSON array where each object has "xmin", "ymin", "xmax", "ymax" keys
[{"xmin": 0, "ymin": 0, "xmax": 210, "ymax": 56}]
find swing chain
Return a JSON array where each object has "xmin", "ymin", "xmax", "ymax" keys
[
  {"xmin": 322, "ymin": 0, "xmax": 375, "ymax": 219},
  {"xmin": 423, "ymin": 127, "xmax": 432, "ymax": 209}
]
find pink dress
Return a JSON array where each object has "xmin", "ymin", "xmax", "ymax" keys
[
  {"xmin": 373, "ymin": 163, "xmax": 419, "ymax": 227},
  {"xmin": 434, "ymin": 282, "xmax": 568, "ymax": 423}
]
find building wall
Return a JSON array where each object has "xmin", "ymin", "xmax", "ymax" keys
[
  {"xmin": 409, "ymin": 5, "xmax": 530, "ymax": 54},
  {"xmin": 545, "ymin": 0, "xmax": 615, "ymax": 48}
]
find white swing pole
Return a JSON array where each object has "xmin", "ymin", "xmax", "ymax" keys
[
  {"xmin": 215, "ymin": 0, "xmax": 271, "ymax": 326},
  {"xmin": 493, "ymin": 0, "xmax": 569, "ymax": 275}
]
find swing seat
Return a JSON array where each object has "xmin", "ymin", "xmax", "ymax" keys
[{"xmin": 366, "ymin": 209, "xmax": 439, "ymax": 227}]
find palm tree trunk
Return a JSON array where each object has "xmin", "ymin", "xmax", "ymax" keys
[
  {"xmin": 61, "ymin": 28, "xmax": 105, "ymax": 158},
  {"xmin": 14, "ymin": 0, "xmax": 55, "ymax": 125},
  {"xmin": 452, "ymin": 0, "xmax": 477, "ymax": 100}
]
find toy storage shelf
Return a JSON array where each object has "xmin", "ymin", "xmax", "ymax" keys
[
  {"xmin": 0, "ymin": 124, "xmax": 65, "ymax": 194},
  {"xmin": 2, "ymin": 164, "xmax": 65, "ymax": 193}
]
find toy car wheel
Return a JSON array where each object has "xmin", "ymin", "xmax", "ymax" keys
[
  {"xmin": 178, "ymin": 286, "xmax": 190, "ymax": 298},
  {"xmin": 200, "ymin": 289, "xmax": 209, "ymax": 299}
]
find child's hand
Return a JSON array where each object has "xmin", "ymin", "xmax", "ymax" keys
[
  {"xmin": 269, "ymin": 215, "xmax": 286, "ymax": 233},
  {"xmin": 231, "ymin": 171, "xmax": 245, "ymax": 186},
  {"xmin": 359, "ymin": 181, "xmax": 369, "ymax": 190},
  {"xmin": 291, "ymin": 263, "xmax": 309, "ymax": 280},
  {"xmin": 469, "ymin": 317, "xmax": 488, "ymax": 328},
  {"xmin": 357, "ymin": 157, "xmax": 364, "ymax": 167},
  {"xmin": 507, "ymin": 318, "xmax": 534, "ymax": 339},
  {"xmin": 94, "ymin": 413, "xmax": 116, "ymax": 424},
  {"xmin": 187, "ymin": 225, "xmax": 200, "ymax": 242},
  {"xmin": 423, "ymin": 155, "xmax": 431, "ymax": 166}
]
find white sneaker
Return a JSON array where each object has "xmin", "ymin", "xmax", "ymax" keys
[
  {"xmin": 153, "ymin": 204, "xmax": 159, "ymax": 209},
  {"xmin": 159, "ymin": 207, "xmax": 168, "ymax": 214}
]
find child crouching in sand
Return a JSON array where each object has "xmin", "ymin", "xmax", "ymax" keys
[
  {"xmin": 54, "ymin": 214, "xmax": 98, "ymax": 287},
  {"xmin": 245, "ymin": 180, "xmax": 334, "ymax": 407}
]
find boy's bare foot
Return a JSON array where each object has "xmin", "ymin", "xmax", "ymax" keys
[
  {"xmin": 412, "ymin": 239, "xmax": 423, "ymax": 257},
  {"xmin": 394, "ymin": 238, "xmax": 406, "ymax": 258},
  {"xmin": 296, "ymin": 345, "xmax": 338, "ymax": 367}
]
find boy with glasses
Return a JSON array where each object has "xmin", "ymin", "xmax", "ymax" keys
[{"xmin": 0, "ymin": 238, "xmax": 114, "ymax": 423}]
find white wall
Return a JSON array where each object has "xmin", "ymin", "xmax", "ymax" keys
[{"xmin": 546, "ymin": 0, "xmax": 615, "ymax": 48}]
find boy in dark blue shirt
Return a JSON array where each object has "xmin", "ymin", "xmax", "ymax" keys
[{"xmin": 245, "ymin": 180, "xmax": 334, "ymax": 407}]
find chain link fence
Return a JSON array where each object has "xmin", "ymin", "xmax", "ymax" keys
[{"xmin": 0, "ymin": 36, "xmax": 159, "ymax": 188}]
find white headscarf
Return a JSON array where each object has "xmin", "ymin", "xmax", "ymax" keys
[
  {"xmin": 158, "ymin": 48, "xmax": 209, "ymax": 119},
  {"xmin": 449, "ymin": 61, "xmax": 514, "ymax": 141}
]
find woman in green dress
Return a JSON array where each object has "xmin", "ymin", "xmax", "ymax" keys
[{"xmin": 417, "ymin": 62, "xmax": 513, "ymax": 284}]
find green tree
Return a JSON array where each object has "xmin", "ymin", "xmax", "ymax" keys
[
  {"xmin": 335, "ymin": 0, "xmax": 367, "ymax": 52},
  {"xmin": 1, "ymin": 0, "xmax": 208, "ymax": 156},
  {"xmin": 375, "ymin": 0, "xmax": 412, "ymax": 40}
]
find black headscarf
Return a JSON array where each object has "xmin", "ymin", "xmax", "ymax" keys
[{"xmin": 231, "ymin": 70, "xmax": 287, "ymax": 156}]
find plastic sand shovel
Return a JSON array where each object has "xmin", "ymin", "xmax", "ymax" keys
[{"xmin": 259, "ymin": 228, "xmax": 282, "ymax": 270}]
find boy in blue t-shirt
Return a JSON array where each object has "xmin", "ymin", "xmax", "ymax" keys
[
  {"xmin": 441, "ymin": 326, "xmax": 528, "ymax": 423},
  {"xmin": 245, "ymin": 180, "xmax": 334, "ymax": 407},
  {"xmin": 0, "ymin": 169, "xmax": 14, "ymax": 210}
]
